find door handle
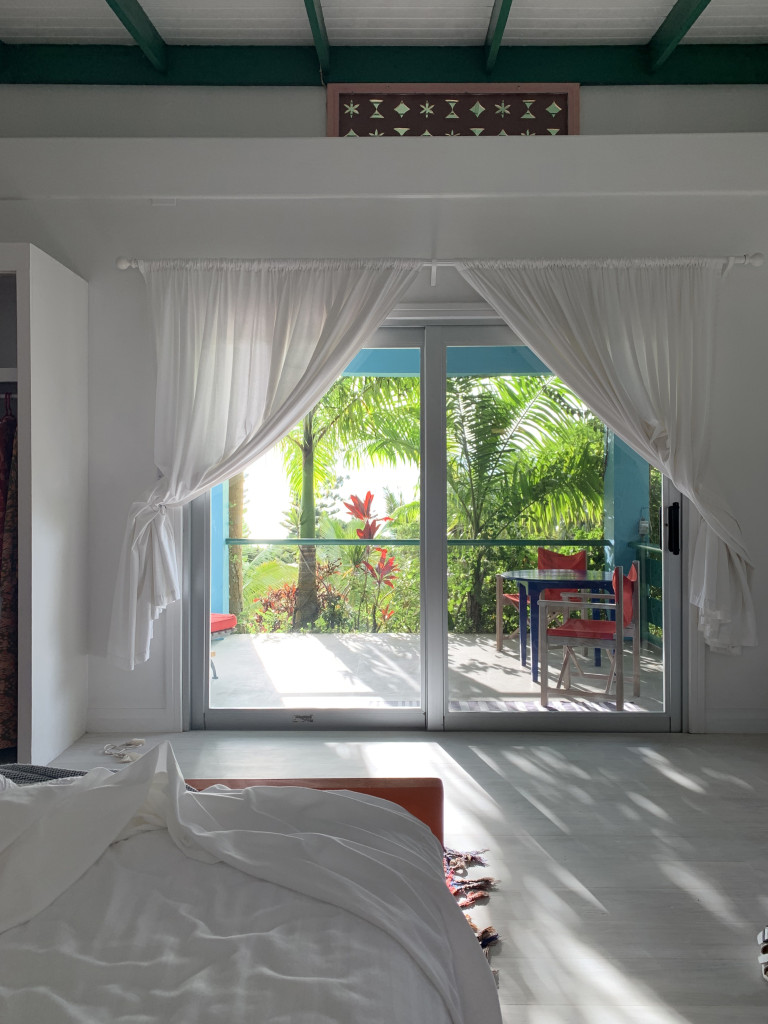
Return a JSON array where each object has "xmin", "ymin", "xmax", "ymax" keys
[{"xmin": 665, "ymin": 501, "xmax": 681, "ymax": 556}]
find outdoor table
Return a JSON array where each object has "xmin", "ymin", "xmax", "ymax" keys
[{"xmin": 499, "ymin": 569, "xmax": 614, "ymax": 684}]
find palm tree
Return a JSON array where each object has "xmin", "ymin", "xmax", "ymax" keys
[
  {"xmin": 280, "ymin": 376, "xmax": 419, "ymax": 629},
  {"xmin": 274, "ymin": 370, "xmax": 602, "ymax": 635},
  {"xmin": 228, "ymin": 472, "xmax": 245, "ymax": 622},
  {"xmin": 446, "ymin": 374, "xmax": 604, "ymax": 631}
]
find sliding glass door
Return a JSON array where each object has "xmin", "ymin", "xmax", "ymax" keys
[
  {"xmin": 432, "ymin": 328, "xmax": 680, "ymax": 730},
  {"xmin": 191, "ymin": 324, "xmax": 681, "ymax": 732},
  {"xmin": 194, "ymin": 331, "xmax": 426, "ymax": 729}
]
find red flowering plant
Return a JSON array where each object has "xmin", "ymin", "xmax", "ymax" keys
[
  {"xmin": 250, "ymin": 561, "xmax": 345, "ymax": 632},
  {"xmin": 344, "ymin": 492, "xmax": 399, "ymax": 632},
  {"xmin": 342, "ymin": 491, "xmax": 392, "ymax": 540},
  {"xmin": 363, "ymin": 547, "xmax": 399, "ymax": 588}
]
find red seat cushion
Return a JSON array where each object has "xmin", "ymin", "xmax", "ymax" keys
[
  {"xmin": 210, "ymin": 612, "xmax": 237, "ymax": 633},
  {"xmin": 548, "ymin": 618, "xmax": 618, "ymax": 640}
]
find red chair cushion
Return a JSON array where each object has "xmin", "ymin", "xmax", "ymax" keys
[
  {"xmin": 211, "ymin": 612, "xmax": 237, "ymax": 633},
  {"xmin": 538, "ymin": 547, "xmax": 587, "ymax": 601},
  {"xmin": 548, "ymin": 562, "xmax": 637, "ymax": 638},
  {"xmin": 548, "ymin": 618, "xmax": 618, "ymax": 640},
  {"xmin": 612, "ymin": 563, "xmax": 638, "ymax": 628}
]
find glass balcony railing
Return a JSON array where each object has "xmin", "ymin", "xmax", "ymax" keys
[{"xmin": 220, "ymin": 536, "xmax": 613, "ymax": 638}]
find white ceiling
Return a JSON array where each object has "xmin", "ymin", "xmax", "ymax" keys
[{"xmin": 0, "ymin": 0, "xmax": 765, "ymax": 48}]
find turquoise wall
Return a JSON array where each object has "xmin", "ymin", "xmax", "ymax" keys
[
  {"xmin": 604, "ymin": 433, "xmax": 649, "ymax": 572},
  {"xmin": 343, "ymin": 345, "xmax": 550, "ymax": 377},
  {"xmin": 210, "ymin": 480, "xmax": 229, "ymax": 614}
]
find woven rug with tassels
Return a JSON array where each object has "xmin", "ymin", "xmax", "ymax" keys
[{"xmin": 444, "ymin": 847, "xmax": 500, "ymax": 974}]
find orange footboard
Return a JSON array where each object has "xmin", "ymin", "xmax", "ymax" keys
[{"xmin": 185, "ymin": 776, "xmax": 444, "ymax": 845}]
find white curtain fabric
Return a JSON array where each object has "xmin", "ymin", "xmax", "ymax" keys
[
  {"xmin": 108, "ymin": 258, "xmax": 421, "ymax": 670},
  {"xmin": 458, "ymin": 258, "xmax": 755, "ymax": 653}
]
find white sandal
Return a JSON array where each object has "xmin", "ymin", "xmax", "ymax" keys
[
  {"xmin": 756, "ymin": 927, "xmax": 768, "ymax": 980},
  {"xmin": 103, "ymin": 739, "xmax": 145, "ymax": 763}
]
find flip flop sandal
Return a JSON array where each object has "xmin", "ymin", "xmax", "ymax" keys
[{"xmin": 103, "ymin": 739, "xmax": 146, "ymax": 762}]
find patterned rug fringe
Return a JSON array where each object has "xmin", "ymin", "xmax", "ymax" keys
[
  {"xmin": 444, "ymin": 847, "xmax": 500, "ymax": 964},
  {"xmin": 444, "ymin": 846, "xmax": 496, "ymax": 906}
]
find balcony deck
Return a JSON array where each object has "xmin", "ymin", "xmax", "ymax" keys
[{"xmin": 209, "ymin": 632, "xmax": 664, "ymax": 713}]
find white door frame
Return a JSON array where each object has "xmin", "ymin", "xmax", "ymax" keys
[{"xmin": 188, "ymin": 321, "xmax": 682, "ymax": 733}]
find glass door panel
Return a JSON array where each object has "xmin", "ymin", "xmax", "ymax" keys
[
  {"xmin": 442, "ymin": 342, "xmax": 671, "ymax": 725},
  {"xmin": 203, "ymin": 347, "xmax": 423, "ymax": 728},
  {"xmin": 193, "ymin": 326, "xmax": 680, "ymax": 733}
]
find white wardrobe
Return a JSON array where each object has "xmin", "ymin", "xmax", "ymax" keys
[{"xmin": 0, "ymin": 244, "xmax": 88, "ymax": 764}]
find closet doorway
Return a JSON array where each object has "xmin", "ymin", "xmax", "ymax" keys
[{"xmin": 189, "ymin": 325, "xmax": 681, "ymax": 732}]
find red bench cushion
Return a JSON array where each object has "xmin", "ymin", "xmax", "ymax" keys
[{"xmin": 210, "ymin": 612, "xmax": 237, "ymax": 633}]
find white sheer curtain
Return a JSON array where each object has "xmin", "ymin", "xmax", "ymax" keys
[
  {"xmin": 108, "ymin": 258, "xmax": 421, "ymax": 670},
  {"xmin": 458, "ymin": 258, "xmax": 755, "ymax": 653}
]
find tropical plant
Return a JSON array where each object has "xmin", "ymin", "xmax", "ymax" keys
[
  {"xmin": 341, "ymin": 491, "xmax": 401, "ymax": 632},
  {"xmin": 250, "ymin": 560, "xmax": 347, "ymax": 633},
  {"xmin": 259, "ymin": 368, "xmax": 603, "ymax": 637},
  {"xmin": 446, "ymin": 374, "xmax": 605, "ymax": 631},
  {"xmin": 279, "ymin": 377, "xmax": 418, "ymax": 629}
]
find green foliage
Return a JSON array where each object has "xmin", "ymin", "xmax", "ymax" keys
[
  {"xmin": 248, "ymin": 560, "xmax": 347, "ymax": 633},
  {"xmin": 278, "ymin": 377, "xmax": 420, "ymax": 496},
  {"xmin": 445, "ymin": 374, "xmax": 605, "ymax": 633},
  {"xmin": 244, "ymin": 557, "xmax": 297, "ymax": 596},
  {"xmin": 238, "ymin": 370, "xmax": 606, "ymax": 637},
  {"xmin": 649, "ymin": 466, "xmax": 662, "ymax": 546},
  {"xmin": 446, "ymin": 375, "xmax": 603, "ymax": 541}
]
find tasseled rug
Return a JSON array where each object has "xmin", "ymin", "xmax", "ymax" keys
[{"xmin": 444, "ymin": 847, "xmax": 500, "ymax": 975}]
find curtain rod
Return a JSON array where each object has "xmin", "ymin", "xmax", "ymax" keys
[{"xmin": 116, "ymin": 254, "xmax": 765, "ymax": 273}]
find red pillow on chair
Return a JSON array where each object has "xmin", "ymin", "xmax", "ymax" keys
[
  {"xmin": 612, "ymin": 563, "xmax": 638, "ymax": 628},
  {"xmin": 538, "ymin": 547, "xmax": 587, "ymax": 601}
]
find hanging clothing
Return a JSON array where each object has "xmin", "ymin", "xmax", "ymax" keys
[
  {"xmin": 0, "ymin": 395, "xmax": 16, "ymax": 552},
  {"xmin": 0, "ymin": 425, "xmax": 18, "ymax": 749}
]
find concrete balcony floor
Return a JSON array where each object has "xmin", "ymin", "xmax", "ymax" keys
[{"xmin": 209, "ymin": 632, "xmax": 664, "ymax": 713}]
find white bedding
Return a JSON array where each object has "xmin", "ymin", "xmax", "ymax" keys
[{"xmin": 0, "ymin": 743, "xmax": 501, "ymax": 1024}]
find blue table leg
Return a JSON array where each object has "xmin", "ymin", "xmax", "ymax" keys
[
  {"xmin": 593, "ymin": 601, "xmax": 602, "ymax": 667},
  {"xmin": 519, "ymin": 583, "xmax": 528, "ymax": 668}
]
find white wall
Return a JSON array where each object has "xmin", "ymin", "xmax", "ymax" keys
[
  {"xmin": 27, "ymin": 247, "xmax": 89, "ymax": 760},
  {"xmin": 1, "ymin": 83, "xmax": 767, "ymax": 138},
  {"xmin": 0, "ymin": 133, "xmax": 765, "ymax": 734},
  {"xmin": 700, "ymin": 272, "xmax": 768, "ymax": 730}
]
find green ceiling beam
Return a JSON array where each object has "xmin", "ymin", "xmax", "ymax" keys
[
  {"xmin": 103, "ymin": 0, "xmax": 167, "ymax": 72},
  {"xmin": 303, "ymin": 0, "xmax": 331, "ymax": 75},
  {"xmin": 0, "ymin": 43, "xmax": 766, "ymax": 87},
  {"xmin": 647, "ymin": 0, "xmax": 713, "ymax": 70},
  {"xmin": 485, "ymin": 0, "xmax": 515, "ymax": 72}
]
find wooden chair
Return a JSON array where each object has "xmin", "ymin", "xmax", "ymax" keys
[
  {"xmin": 538, "ymin": 561, "xmax": 640, "ymax": 710},
  {"xmin": 496, "ymin": 547, "xmax": 587, "ymax": 651}
]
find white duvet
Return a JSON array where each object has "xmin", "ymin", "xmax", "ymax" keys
[{"xmin": 0, "ymin": 743, "xmax": 501, "ymax": 1024}]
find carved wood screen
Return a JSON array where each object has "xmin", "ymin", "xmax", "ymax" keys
[{"xmin": 327, "ymin": 83, "xmax": 579, "ymax": 137}]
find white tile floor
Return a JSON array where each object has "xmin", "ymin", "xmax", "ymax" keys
[
  {"xmin": 210, "ymin": 633, "xmax": 665, "ymax": 712},
  {"xmin": 52, "ymin": 730, "xmax": 768, "ymax": 1023}
]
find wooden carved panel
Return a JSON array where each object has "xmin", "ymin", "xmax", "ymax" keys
[{"xmin": 327, "ymin": 83, "xmax": 579, "ymax": 137}]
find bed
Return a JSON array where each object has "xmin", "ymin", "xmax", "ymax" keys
[{"xmin": 0, "ymin": 742, "xmax": 501, "ymax": 1023}]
